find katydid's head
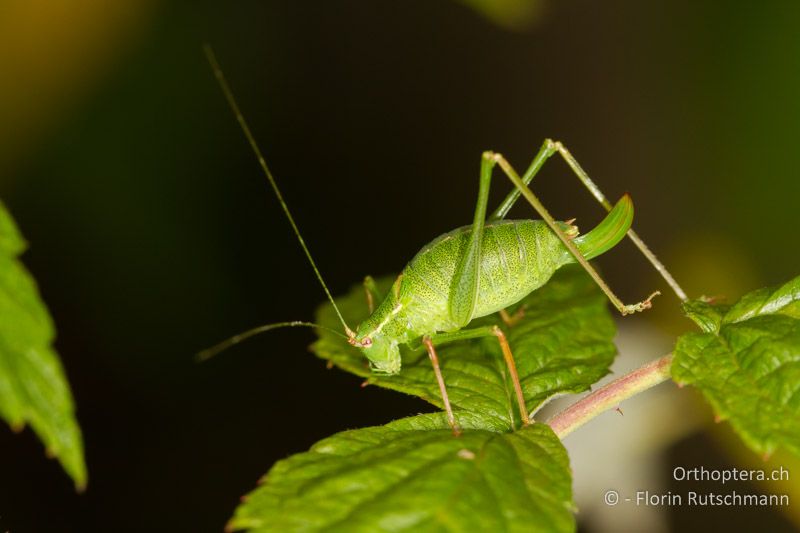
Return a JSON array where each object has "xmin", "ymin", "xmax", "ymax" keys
[{"xmin": 349, "ymin": 327, "xmax": 401, "ymax": 375}]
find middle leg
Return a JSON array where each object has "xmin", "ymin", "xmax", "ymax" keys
[
  {"xmin": 431, "ymin": 326, "xmax": 530, "ymax": 427},
  {"xmin": 423, "ymin": 336, "xmax": 461, "ymax": 436}
]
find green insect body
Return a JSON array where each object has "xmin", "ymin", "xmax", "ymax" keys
[
  {"xmin": 205, "ymin": 46, "xmax": 678, "ymax": 430},
  {"xmin": 353, "ymin": 197, "xmax": 634, "ymax": 374}
]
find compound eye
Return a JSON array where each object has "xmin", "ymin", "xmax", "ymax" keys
[{"xmin": 361, "ymin": 337, "xmax": 373, "ymax": 347}]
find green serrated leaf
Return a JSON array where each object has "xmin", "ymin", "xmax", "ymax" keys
[
  {"xmin": 723, "ymin": 276, "xmax": 800, "ymax": 324},
  {"xmin": 313, "ymin": 265, "xmax": 617, "ymax": 430},
  {"xmin": 0, "ymin": 201, "xmax": 86, "ymax": 489},
  {"xmin": 681, "ymin": 299, "xmax": 728, "ymax": 333},
  {"xmin": 229, "ymin": 414, "xmax": 574, "ymax": 533},
  {"xmin": 672, "ymin": 275, "xmax": 800, "ymax": 458}
]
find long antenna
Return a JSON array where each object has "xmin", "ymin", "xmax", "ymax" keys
[
  {"xmin": 204, "ymin": 45, "xmax": 355, "ymax": 337},
  {"xmin": 197, "ymin": 321, "xmax": 348, "ymax": 361}
]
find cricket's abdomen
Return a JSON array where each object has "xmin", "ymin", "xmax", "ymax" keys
[{"xmin": 398, "ymin": 219, "xmax": 571, "ymax": 335}]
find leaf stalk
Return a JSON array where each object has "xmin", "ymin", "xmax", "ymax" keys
[{"xmin": 546, "ymin": 353, "xmax": 674, "ymax": 438}]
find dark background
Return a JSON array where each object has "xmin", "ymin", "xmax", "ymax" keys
[{"xmin": 1, "ymin": 1, "xmax": 798, "ymax": 531}]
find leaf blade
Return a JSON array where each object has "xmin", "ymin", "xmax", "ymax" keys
[
  {"xmin": 0, "ymin": 201, "xmax": 86, "ymax": 488},
  {"xmin": 673, "ymin": 275, "xmax": 800, "ymax": 458},
  {"xmin": 229, "ymin": 415, "xmax": 574, "ymax": 533},
  {"xmin": 313, "ymin": 265, "xmax": 617, "ymax": 430}
]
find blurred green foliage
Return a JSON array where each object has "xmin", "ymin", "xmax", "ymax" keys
[{"xmin": 0, "ymin": 201, "xmax": 85, "ymax": 489}]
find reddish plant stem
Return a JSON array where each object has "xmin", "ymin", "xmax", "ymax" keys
[{"xmin": 546, "ymin": 353, "xmax": 674, "ymax": 438}]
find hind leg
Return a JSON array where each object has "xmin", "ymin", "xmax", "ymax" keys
[
  {"xmin": 490, "ymin": 140, "xmax": 686, "ymax": 301},
  {"xmin": 487, "ymin": 150, "xmax": 658, "ymax": 316}
]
